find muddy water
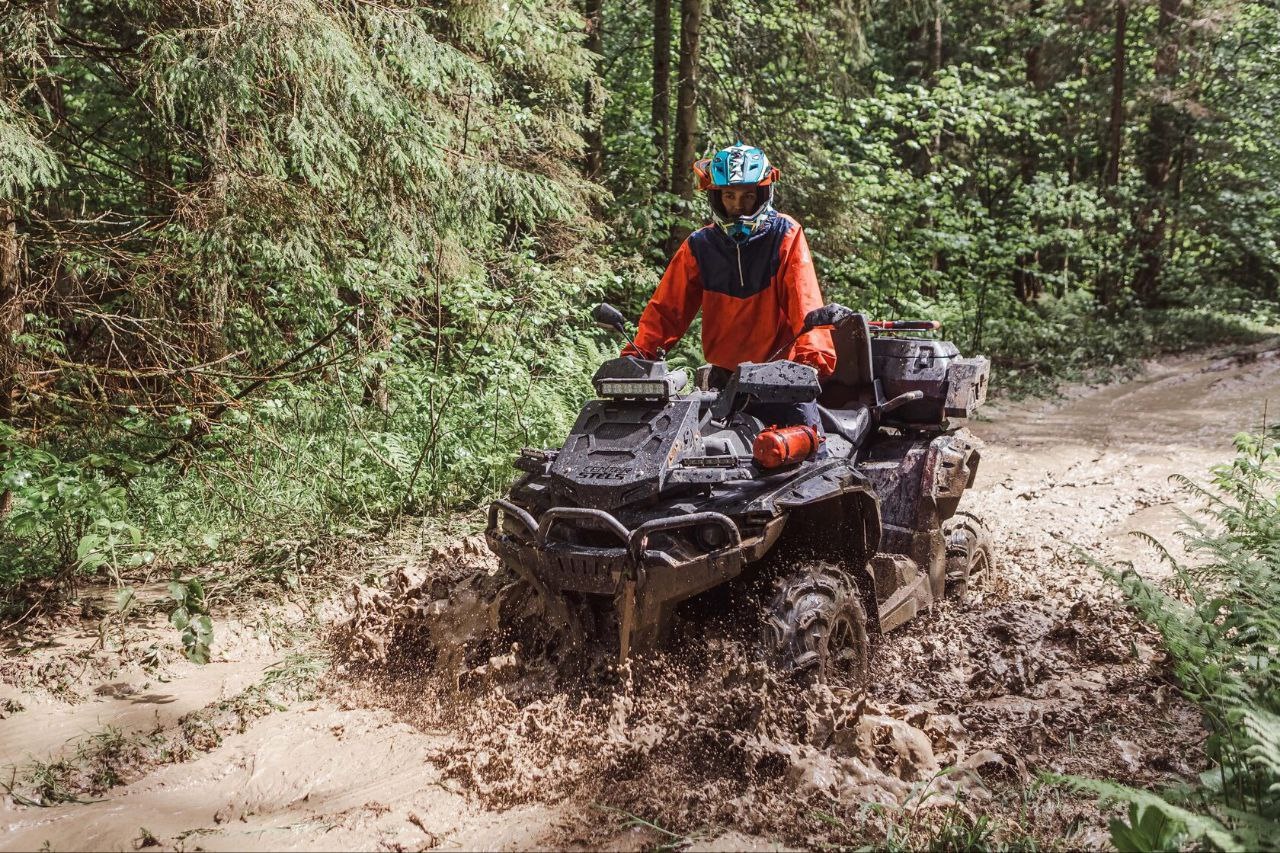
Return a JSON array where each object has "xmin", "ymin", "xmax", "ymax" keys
[{"xmin": 3, "ymin": 344, "xmax": 1278, "ymax": 852}]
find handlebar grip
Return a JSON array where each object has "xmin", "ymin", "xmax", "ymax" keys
[{"xmin": 869, "ymin": 320, "xmax": 942, "ymax": 331}]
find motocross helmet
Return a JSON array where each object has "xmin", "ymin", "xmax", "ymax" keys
[{"xmin": 692, "ymin": 142, "xmax": 780, "ymax": 244}]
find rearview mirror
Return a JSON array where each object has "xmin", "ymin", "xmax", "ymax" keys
[
  {"xmin": 592, "ymin": 303, "xmax": 628, "ymax": 334},
  {"xmin": 803, "ymin": 303, "xmax": 855, "ymax": 330}
]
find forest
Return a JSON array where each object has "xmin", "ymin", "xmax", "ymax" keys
[{"xmin": 1, "ymin": 0, "xmax": 1278, "ymax": 849}]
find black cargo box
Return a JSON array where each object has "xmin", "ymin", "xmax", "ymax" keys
[{"xmin": 870, "ymin": 337, "xmax": 989, "ymax": 424}]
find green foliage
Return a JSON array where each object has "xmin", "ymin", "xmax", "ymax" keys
[
  {"xmin": 0, "ymin": 0, "xmax": 614, "ymax": 591},
  {"xmin": 0, "ymin": 426, "xmax": 150, "ymax": 591},
  {"xmin": 0, "ymin": 96, "xmax": 61, "ymax": 196},
  {"xmin": 1, "ymin": 0, "xmax": 1278, "ymax": 602},
  {"xmin": 1109, "ymin": 801, "xmax": 1189, "ymax": 853},
  {"xmin": 167, "ymin": 576, "xmax": 213, "ymax": 664},
  {"xmin": 1062, "ymin": 426, "xmax": 1280, "ymax": 851}
]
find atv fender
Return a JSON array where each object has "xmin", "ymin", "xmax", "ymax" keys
[
  {"xmin": 927, "ymin": 430, "xmax": 982, "ymax": 521},
  {"xmin": 769, "ymin": 483, "xmax": 884, "ymax": 631}
]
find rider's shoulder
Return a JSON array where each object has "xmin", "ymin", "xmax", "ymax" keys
[{"xmin": 776, "ymin": 212, "xmax": 802, "ymax": 232}]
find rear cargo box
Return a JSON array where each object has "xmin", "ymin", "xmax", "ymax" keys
[{"xmin": 870, "ymin": 337, "xmax": 989, "ymax": 423}]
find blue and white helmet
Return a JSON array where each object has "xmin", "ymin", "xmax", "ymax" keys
[{"xmin": 693, "ymin": 142, "xmax": 780, "ymax": 243}]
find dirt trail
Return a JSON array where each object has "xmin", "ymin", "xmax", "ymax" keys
[{"xmin": 3, "ymin": 344, "xmax": 1278, "ymax": 852}]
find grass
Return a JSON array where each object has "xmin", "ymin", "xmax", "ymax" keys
[
  {"xmin": 0, "ymin": 725, "xmax": 153, "ymax": 807},
  {"xmin": 592, "ymin": 804, "xmax": 698, "ymax": 851},
  {"xmin": 987, "ymin": 303, "xmax": 1274, "ymax": 399}
]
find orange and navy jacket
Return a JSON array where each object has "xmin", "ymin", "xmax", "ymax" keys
[{"xmin": 624, "ymin": 213, "xmax": 836, "ymax": 376}]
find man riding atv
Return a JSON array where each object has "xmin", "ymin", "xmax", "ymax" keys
[{"xmin": 625, "ymin": 142, "xmax": 831, "ymax": 434}]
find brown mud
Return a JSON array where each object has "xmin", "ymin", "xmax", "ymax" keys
[{"xmin": 3, "ymin": 343, "xmax": 1278, "ymax": 851}]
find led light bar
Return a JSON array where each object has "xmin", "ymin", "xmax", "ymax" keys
[
  {"xmin": 681, "ymin": 455, "xmax": 741, "ymax": 468},
  {"xmin": 597, "ymin": 379, "xmax": 671, "ymax": 398}
]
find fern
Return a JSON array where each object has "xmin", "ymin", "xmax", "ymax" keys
[{"xmin": 1055, "ymin": 776, "xmax": 1239, "ymax": 852}]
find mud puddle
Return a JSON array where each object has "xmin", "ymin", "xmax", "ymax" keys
[{"xmin": 3, "ymin": 342, "xmax": 1278, "ymax": 851}]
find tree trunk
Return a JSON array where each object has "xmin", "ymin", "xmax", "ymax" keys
[
  {"xmin": 1132, "ymin": 0, "xmax": 1184, "ymax": 306},
  {"xmin": 1104, "ymin": 0, "xmax": 1128, "ymax": 191},
  {"xmin": 668, "ymin": 0, "xmax": 703, "ymax": 254},
  {"xmin": 928, "ymin": 3, "xmax": 944, "ymax": 159},
  {"xmin": 1099, "ymin": 0, "xmax": 1128, "ymax": 306},
  {"xmin": 583, "ymin": 0, "xmax": 605, "ymax": 180},
  {"xmin": 925, "ymin": 3, "xmax": 944, "ymax": 296},
  {"xmin": 1013, "ymin": 0, "xmax": 1043, "ymax": 304},
  {"xmin": 931, "ymin": 5, "xmax": 943, "ymax": 78},
  {"xmin": 360, "ymin": 304, "xmax": 390, "ymax": 416},
  {"xmin": 651, "ymin": 0, "xmax": 672, "ymax": 194},
  {"xmin": 1, "ymin": 206, "xmax": 23, "ymax": 516},
  {"xmin": 38, "ymin": 0, "xmax": 67, "ymax": 128}
]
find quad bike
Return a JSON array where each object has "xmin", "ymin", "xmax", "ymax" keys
[{"xmin": 484, "ymin": 302, "xmax": 993, "ymax": 682}]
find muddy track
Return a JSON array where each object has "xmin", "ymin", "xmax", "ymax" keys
[{"xmin": 3, "ymin": 344, "xmax": 1278, "ymax": 852}]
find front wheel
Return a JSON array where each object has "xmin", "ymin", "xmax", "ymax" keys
[{"xmin": 762, "ymin": 563, "xmax": 870, "ymax": 685}]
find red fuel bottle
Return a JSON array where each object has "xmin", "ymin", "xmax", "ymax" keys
[{"xmin": 752, "ymin": 425, "xmax": 823, "ymax": 468}]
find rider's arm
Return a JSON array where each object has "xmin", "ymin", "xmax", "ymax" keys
[
  {"xmin": 779, "ymin": 226, "xmax": 836, "ymax": 377},
  {"xmin": 623, "ymin": 240, "xmax": 703, "ymax": 359}
]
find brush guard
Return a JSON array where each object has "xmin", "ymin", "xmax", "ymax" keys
[{"xmin": 485, "ymin": 500, "xmax": 746, "ymax": 660}]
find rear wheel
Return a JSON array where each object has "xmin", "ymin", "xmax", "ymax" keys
[
  {"xmin": 762, "ymin": 563, "xmax": 870, "ymax": 685},
  {"xmin": 943, "ymin": 512, "xmax": 993, "ymax": 603}
]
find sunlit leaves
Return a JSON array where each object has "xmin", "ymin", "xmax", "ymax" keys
[{"xmin": 168, "ymin": 576, "xmax": 213, "ymax": 664}]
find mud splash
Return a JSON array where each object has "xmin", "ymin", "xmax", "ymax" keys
[
  {"xmin": 326, "ymin": 344, "xmax": 1280, "ymax": 847},
  {"xmin": 332, "ymin": 554, "xmax": 1010, "ymax": 848}
]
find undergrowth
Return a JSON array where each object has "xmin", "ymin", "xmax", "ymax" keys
[
  {"xmin": 0, "ymin": 331, "xmax": 605, "ymax": 620},
  {"xmin": 830, "ymin": 284, "xmax": 1274, "ymax": 399},
  {"xmin": 1062, "ymin": 425, "xmax": 1280, "ymax": 851}
]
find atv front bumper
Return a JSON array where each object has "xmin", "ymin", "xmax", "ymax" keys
[
  {"xmin": 485, "ymin": 500, "xmax": 750, "ymax": 598},
  {"xmin": 485, "ymin": 500, "xmax": 773, "ymax": 655}
]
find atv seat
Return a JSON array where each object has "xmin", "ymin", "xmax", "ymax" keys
[
  {"xmin": 820, "ymin": 312, "xmax": 885, "ymax": 410},
  {"xmin": 817, "ymin": 403, "xmax": 871, "ymax": 447}
]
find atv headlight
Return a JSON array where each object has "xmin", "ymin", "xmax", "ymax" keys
[{"xmin": 597, "ymin": 379, "xmax": 671, "ymax": 398}]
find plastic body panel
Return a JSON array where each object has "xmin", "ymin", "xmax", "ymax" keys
[{"xmin": 550, "ymin": 399, "xmax": 701, "ymax": 510}]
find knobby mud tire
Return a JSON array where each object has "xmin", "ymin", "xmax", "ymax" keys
[
  {"xmin": 943, "ymin": 512, "xmax": 993, "ymax": 604},
  {"xmin": 763, "ymin": 563, "xmax": 870, "ymax": 686},
  {"xmin": 490, "ymin": 568, "xmax": 579, "ymax": 661}
]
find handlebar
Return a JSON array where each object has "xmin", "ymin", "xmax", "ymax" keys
[{"xmin": 869, "ymin": 320, "xmax": 942, "ymax": 331}]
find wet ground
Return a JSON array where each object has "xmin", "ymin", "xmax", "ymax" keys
[{"xmin": 3, "ymin": 343, "xmax": 1278, "ymax": 851}]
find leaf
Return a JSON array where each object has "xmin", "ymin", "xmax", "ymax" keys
[
  {"xmin": 186, "ymin": 579, "xmax": 206, "ymax": 611},
  {"xmin": 183, "ymin": 643, "xmax": 209, "ymax": 665},
  {"xmin": 76, "ymin": 533, "xmax": 104, "ymax": 561},
  {"xmin": 167, "ymin": 581, "xmax": 187, "ymax": 603},
  {"xmin": 78, "ymin": 552, "xmax": 109, "ymax": 573},
  {"xmin": 169, "ymin": 606, "xmax": 190, "ymax": 630},
  {"xmin": 1054, "ymin": 775, "xmax": 1240, "ymax": 852},
  {"xmin": 1109, "ymin": 816, "xmax": 1148, "ymax": 853},
  {"xmin": 114, "ymin": 587, "xmax": 137, "ymax": 614}
]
